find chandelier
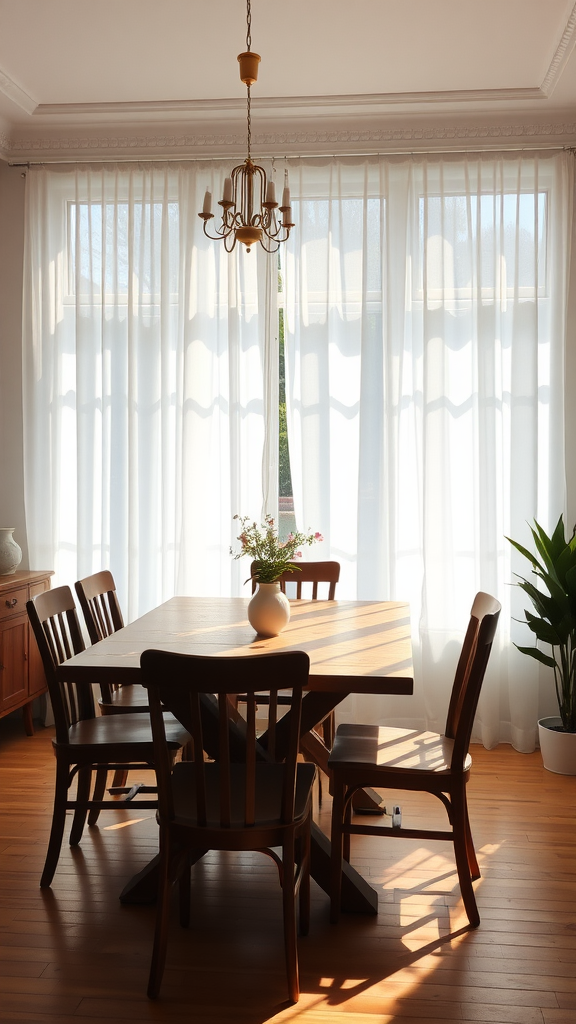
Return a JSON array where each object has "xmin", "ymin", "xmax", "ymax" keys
[{"xmin": 198, "ymin": 0, "xmax": 293, "ymax": 253}]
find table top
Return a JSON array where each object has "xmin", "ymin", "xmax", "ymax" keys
[{"xmin": 58, "ymin": 596, "xmax": 413, "ymax": 696}]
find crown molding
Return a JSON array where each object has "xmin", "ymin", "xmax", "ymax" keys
[
  {"xmin": 30, "ymin": 86, "xmax": 549, "ymax": 123},
  {"xmin": 0, "ymin": 68, "xmax": 36, "ymax": 116},
  {"xmin": 6, "ymin": 118, "xmax": 576, "ymax": 163},
  {"xmin": 542, "ymin": 1, "xmax": 576, "ymax": 96}
]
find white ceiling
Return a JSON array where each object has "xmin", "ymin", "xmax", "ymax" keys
[{"xmin": 1, "ymin": 0, "xmax": 576, "ymax": 161}]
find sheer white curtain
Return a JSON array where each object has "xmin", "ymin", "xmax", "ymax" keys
[
  {"xmin": 22, "ymin": 163, "xmax": 277, "ymax": 619},
  {"xmin": 281, "ymin": 151, "xmax": 573, "ymax": 749}
]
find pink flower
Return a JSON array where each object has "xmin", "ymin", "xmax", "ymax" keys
[
  {"xmin": 294, "ymin": 551, "xmax": 302, "ymax": 558},
  {"xmin": 314, "ymin": 532, "xmax": 323, "ymax": 541}
]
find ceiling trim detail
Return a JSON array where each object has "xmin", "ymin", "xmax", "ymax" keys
[
  {"xmin": 6, "ymin": 119, "xmax": 576, "ymax": 162},
  {"xmin": 542, "ymin": 1, "xmax": 576, "ymax": 95},
  {"xmin": 31, "ymin": 87, "xmax": 549, "ymax": 121},
  {"xmin": 0, "ymin": 67, "xmax": 35, "ymax": 115}
]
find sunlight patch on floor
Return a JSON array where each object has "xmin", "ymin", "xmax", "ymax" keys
[{"xmin": 103, "ymin": 816, "xmax": 154, "ymax": 830}]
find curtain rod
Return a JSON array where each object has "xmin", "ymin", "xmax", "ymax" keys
[{"xmin": 8, "ymin": 144, "xmax": 575, "ymax": 168}]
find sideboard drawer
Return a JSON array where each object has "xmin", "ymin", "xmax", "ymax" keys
[{"xmin": 0, "ymin": 586, "xmax": 28, "ymax": 621}]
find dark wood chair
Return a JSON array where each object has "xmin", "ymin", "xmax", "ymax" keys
[
  {"xmin": 140, "ymin": 647, "xmax": 316, "ymax": 1004},
  {"xmin": 251, "ymin": 559, "xmax": 340, "ymax": 599},
  {"xmin": 75, "ymin": 570, "xmax": 149, "ymax": 715},
  {"xmin": 26, "ymin": 586, "xmax": 191, "ymax": 889},
  {"xmin": 328, "ymin": 591, "xmax": 501, "ymax": 927}
]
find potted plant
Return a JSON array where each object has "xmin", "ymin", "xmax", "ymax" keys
[
  {"xmin": 508, "ymin": 515, "xmax": 576, "ymax": 774},
  {"xmin": 231, "ymin": 514, "xmax": 323, "ymax": 637}
]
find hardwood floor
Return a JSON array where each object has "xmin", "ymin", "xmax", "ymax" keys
[{"xmin": 0, "ymin": 712, "xmax": 575, "ymax": 1024}]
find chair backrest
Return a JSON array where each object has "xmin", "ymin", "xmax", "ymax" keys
[
  {"xmin": 445, "ymin": 591, "xmax": 501, "ymax": 769},
  {"xmin": 75, "ymin": 570, "xmax": 124, "ymax": 644},
  {"xmin": 251, "ymin": 560, "xmax": 340, "ymax": 599},
  {"xmin": 140, "ymin": 649, "xmax": 310, "ymax": 829},
  {"xmin": 26, "ymin": 586, "xmax": 93, "ymax": 743}
]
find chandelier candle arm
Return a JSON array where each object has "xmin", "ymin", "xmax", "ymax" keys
[{"xmin": 198, "ymin": 0, "xmax": 293, "ymax": 254}]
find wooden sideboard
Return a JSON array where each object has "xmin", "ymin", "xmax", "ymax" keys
[{"xmin": 0, "ymin": 570, "xmax": 53, "ymax": 733}]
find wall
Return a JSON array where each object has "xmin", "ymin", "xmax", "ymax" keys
[{"xmin": 0, "ymin": 163, "xmax": 28, "ymax": 567}]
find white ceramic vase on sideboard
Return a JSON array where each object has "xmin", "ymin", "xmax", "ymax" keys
[{"xmin": 0, "ymin": 529, "xmax": 22, "ymax": 575}]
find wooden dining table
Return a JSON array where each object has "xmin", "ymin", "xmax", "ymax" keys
[{"xmin": 57, "ymin": 595, "xmax": 413, "ymax": 912}]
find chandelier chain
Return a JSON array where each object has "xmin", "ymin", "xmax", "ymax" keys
[{"xmin": 246, "ymin": 0, "xmax": 252, "ymax": 51}]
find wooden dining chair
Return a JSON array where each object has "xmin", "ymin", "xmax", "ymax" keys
[
  {"xmin": 251, "ymin": 559, "xmax": 340, "ymax": 599},
  {"xmin": 140, "ymin": 647, "xmax": 316, "ymax": 1004},
  {"xmin": 328, "ymin": 591, "xmax": 501, "ymax": 927},
  {"xmin": 26, "ymin": 586, "xmax": 191, "ymax": 889},
  {"xmin": 75, "ymin": 570, "xmax": 149, "ymax": 715},
  {"xmin": 249, "ymin": 559, "xmax": 341, "ymax": 753},
  {"xmin": 76, "ymin": 570, "xmax": 151, "ymax": 789}
]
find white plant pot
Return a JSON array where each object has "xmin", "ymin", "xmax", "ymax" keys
[
  {"xmin": 0, "ymin": 528, "xmax": 22, "ymax": 575},
  {"xmin": 247, "ymin": 582, "xmax": 290, "ymax": 637},
  {"xmin": 538, "ymin": 716, "xmax": 576, "ymax": 775}
]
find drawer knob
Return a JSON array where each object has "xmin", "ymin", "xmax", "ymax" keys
[{"xmin": 5, "ymin": 598, "xmax": 18, "ymax": 608}]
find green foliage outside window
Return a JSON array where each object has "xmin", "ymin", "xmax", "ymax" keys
[{"xmin": 278, "ymin": 307, "xmax": 293, "ymax": 498}]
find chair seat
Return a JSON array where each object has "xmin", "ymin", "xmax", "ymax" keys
[
  {"xmin": 65, "ymin": 712, "xmax": 190, "ymax": 752},
  {"xmin": 98, "ymin": 683, "xmax": 150, "ymax": 713},
  {"xmin": 330, "ymin": 724, "xmax": 471, "ymax": 775},
  {"xmin": 171, "ymin": 761, "xmax": 316, "ymax": 830}
]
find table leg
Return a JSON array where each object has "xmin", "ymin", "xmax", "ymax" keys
[
  {"xmin": 299, "ymin": 706, "xmax": 386, "ymax": 815},
  {"xmin": 119, "ymin": 849, "xmax": 208, "ymax": 905}
]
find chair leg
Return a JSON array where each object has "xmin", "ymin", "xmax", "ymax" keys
[
  {"xmin": 330, "ymin": 777, "xmax": 345, "ymax": 924},
  {"xmin": 282, "ymin": 833, "xmax": 299, "ymax": 1004},
  {"xmin": 40, "ymin": 759, "xmax": 70, "ymax": 888},
  {"xmin": 111, "ymin": 768, "xmax": 129, "ymax": 789},
  {"xmin": 147, "ymin": 832, "xmax": 173, "ymax": 999},
  {"xmin": 322, "ymin": 711, "xmax": 335, "ymax": 749},
  {"xmin": 88, "ymin": 767, "xmax": 108, "ymax": 827},
  {"xmin": 179, "ymin": 857, "xmax": 191, "ymax": 928},
  {"xmin": 452, "ymin": 786, "xmax": 480, "ymax": 927},
  {"xmin": 69, "ymin": 766, "xmax": 92, "ymax": 846},
  {"xmin": 298, "ymin": 820, "xmax": 311, "ymax": 937},
  {"xmin": 343, "ymin": 794, "xmax": 352, "ymax": 863},
  {"xmin": 463, "ymin": 796, "xmax": 480, "ymax": 880}
]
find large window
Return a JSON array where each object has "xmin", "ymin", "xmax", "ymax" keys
[{"xmin": 23, "ymin": 152, "xmax": 573, "ymax": 748}]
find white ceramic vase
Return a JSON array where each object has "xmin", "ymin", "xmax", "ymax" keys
[
  {"xmin": 0, "ymin": 528, "xmax": 22, "ymax": 575},
  {"xmin": 247, "ymin": 582, "xmax": 290, "ymax": 637},
  {"xmin": 538, "ymin": 716, "xmax": 576, "ymax": 775}
]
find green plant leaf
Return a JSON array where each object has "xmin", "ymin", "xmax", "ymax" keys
[
  {"xmin": 514, "ymin": 644, "xmax": 557, "ymax": 668},
  {"xmin": 533, "ymin": 516, "xmax": 566, "ymax": 569},
  {"xmin": 524, "ymin": 610, "xmax": 563, "ymax": 645},
  {"xmin": 507, "ymin": 536, "xmax": 543, "ymax": 569},
  {"xmin": 516, "ymin": 579, "xmax": 564, "ymax": 624}
]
